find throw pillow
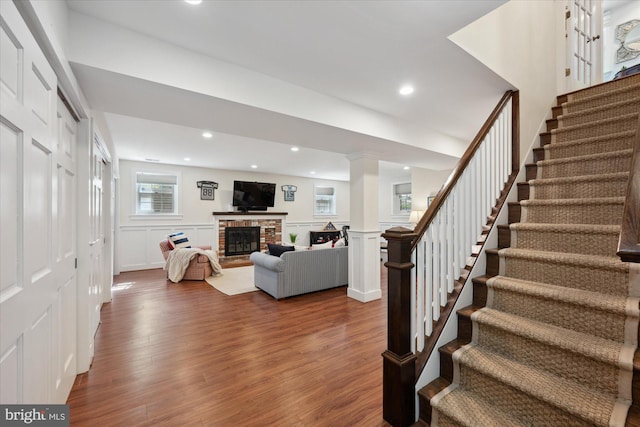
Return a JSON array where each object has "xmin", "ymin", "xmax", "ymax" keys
[
  {"xmin": 267, "ymin": 243, "xmax": 295, "ymax": 257},
  {"xmin": 334, "ymin": 238, "xmax": 346, "ymax": 247},
  {"xmin": 168, "ymin": 232, "xmax": 191, "ymax": 249},
  {"xmin": 311, "ymin": 241, "xmax": 333, "ymax": 250}
]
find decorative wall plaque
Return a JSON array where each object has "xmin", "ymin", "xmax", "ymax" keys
[
  {"xmin": 197, "ymin": 180, "xmax": 218, "ymax": 200},
  {"xmin": 281, "ymin": 184, "xmax": 297, "ymax": 202},
  {"xmin": 616, "ymin": 19, "xmax": 640, "ymax": 63}
]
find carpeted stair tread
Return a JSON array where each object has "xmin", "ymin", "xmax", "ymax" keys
[
  {"xmin": 432, "ymin": 387, "xmax": 528, "ymax": 427},
  {"xmin": 566, "ymin": 78, "xmax": 640, "ymax": 102},
  {"xmin": 550, "ymin": 113, "xmax": 639, "ymax": 143},
  {"xmin": 509, "ymin": 223, "xmax": 621, "ymax": 256},
  {"xmin": 529, "ymin": 172, "xmax": 629, "ymax": 199},
  {"xmin": 562, "ymin": 84, "xmax": 640, "ymax": 113},
  {"xmin": 558, "ymin": 98, "xmax": 640, "ymax": 128},
  {"xmin": 486, "ymin": 275, "xmax": 636, "ymax": 342},
  {"xmin": 472, "ymin": 309, "xmax": 634, "ymax": 395},
  {"xmin": 537, "ymin": 148, "xmax": 633, "ymax": 166},
  {"xmin": 543, "ymin": 129, "xmax": 635, "ymax": 160},
  {"xmin": 520, "ymin": 197, "xmax": 625, "ymax": 225},
  {"xmin": 536, "ymin": 149, "xmax": 633, "ymax": 179},
  {"xmin": 473, "ymin": 307, "xmax": 634, "ymax": 370},
  {"xmin": 498, "ymin": 247, "xmax": 633, "ymax": 296},
  {"xmin": 451, "ymin": 345, "xmax": 621, "ymax": 426}
]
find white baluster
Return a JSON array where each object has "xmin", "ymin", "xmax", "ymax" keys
[
  {"xmin": 414, "ymin": 239, "xmax": 427, "ymax": 351},
  {"xmin": 425, "ymin": 228, "xmax": 434, "ymax": 329}
]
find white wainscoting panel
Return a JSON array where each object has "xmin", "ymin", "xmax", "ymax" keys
[{"xmin": 119, "ymin": 224, "xmax": 215, "ymax": 272}]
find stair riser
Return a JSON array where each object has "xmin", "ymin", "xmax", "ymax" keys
[
  {"xmin": 539, "ymin": 154, "xmax": 632, "ymax": 179},
  {"xmin": 501, "ymin": 256, "xmax": 630, "ymax": 296},
  {"xmin": 517, "ymin": 183, "xmax": 529, "ymax": 201},
  {"xmin": 510, "ymin": 229, "xmax": 619, "ymax": 257},
  {"xmin": 508, "ymin": 203, "xmax": 521, "ymax": 224},
  {"xmin": 559, "ymin": 101, "xmax": 640, "ymax": 127},
  {"xmin": 487, "ymin": 285, "xmax": 629, "ymax": 342},
  {"xmin": 474, "ymin": 321, "xmax": 624, "ymax": 395},
  {"xmin": 454, "ymin": 366, "xmax": 598, "ymax": 426},
  {"xmin": 530, "ymin": 179, "xmax": 628, "ymax": 200},
  {"xmin": 522, "ymin": 202, "xmax": 624, "ymax": 225},
  {"xmin": 545, "ymin": 134, "xmax": 635, "ymax": 160},
  {"xmin": 552, "ymin": 116, "xmax": 638, "ymax": 144}
]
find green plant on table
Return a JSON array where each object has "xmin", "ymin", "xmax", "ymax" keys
[{"xmin": 289, "ymin": 233, "xmax": 298, "ymax": 244}]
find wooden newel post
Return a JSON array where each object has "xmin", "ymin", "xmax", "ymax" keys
[{"xmin": 381, "ymin": 226, "xmax": 417, "ymax": 427}]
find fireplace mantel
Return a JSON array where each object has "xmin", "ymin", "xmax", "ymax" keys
[{"xmin": 212, "ymin": 211, "xmax": 288, "ymax": 216}]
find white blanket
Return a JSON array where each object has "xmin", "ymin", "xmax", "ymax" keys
[{"xmin": 164, "ymin": 248, "xmax": 222, "ymax": 283}]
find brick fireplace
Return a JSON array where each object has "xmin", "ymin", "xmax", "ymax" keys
[{"xmin": 213, "ymin": 212, "xmax": 287, "ymax": 266}]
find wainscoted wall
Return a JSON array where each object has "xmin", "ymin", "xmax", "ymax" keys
[
  {"xmin": 119, "ymin": 224, "xmax": 215, "ymax": 272},
  {"xmin": 117, "ymin": 220, "xmax": 411, "ymax": 272}
]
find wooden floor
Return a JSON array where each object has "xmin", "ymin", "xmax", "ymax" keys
[{"xmin": 67, "ymin": 266, "xmax": 391, "ymax": 426}]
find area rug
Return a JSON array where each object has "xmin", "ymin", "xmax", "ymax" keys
[{"xmin": 204, "ymin": 266, "xmax": 259, "ymax": 295}]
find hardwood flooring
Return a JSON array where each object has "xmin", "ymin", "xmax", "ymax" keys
[{"xmin": 67, "ymin": 266, "xmax": 390, "ymax": 426}]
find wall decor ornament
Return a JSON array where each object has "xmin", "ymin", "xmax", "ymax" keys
[
  {"xmin": 281, "ymin": 184, "xmax": 297, "ymax": 201},
  {"xmin": 197, "ymin": 180, "xmax": 218, "ymax": 200},
  {"xmin": 616, "ymin": 19, "xmax": 640, "ymax": 63}
]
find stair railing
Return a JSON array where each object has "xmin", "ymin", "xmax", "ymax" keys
[
  {"xmin": 382, "ymin": 90, "xmax": 519, "ymax": 427},
  {"xmin": 617, "ymin": 116, "xmax": 640, "ymax": 263}
]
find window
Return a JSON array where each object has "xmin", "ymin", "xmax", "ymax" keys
[
  {"xmin": 135, "ymin": 172, "xmax": 178, "ymax": 214},
  {"xmin": 393, "ymin": 182, "xmax": 411, "ymax": 215},
  {"xmin": 314, "ymin": 185, "xmax": 336, "ymax": 215}
]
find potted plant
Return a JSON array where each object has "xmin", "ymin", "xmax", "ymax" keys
[{"xmin": 289, "ymin": 233, "xmax": 298, "ymax": 244}]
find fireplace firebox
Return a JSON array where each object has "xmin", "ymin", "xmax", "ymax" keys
[{"xmin": 225, "ymin": 226, "xmax": 261, "ymax": 256}]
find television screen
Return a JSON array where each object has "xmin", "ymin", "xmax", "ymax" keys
[{"xmin": 232, "ymin": 181, "xmax": 276, "ymax": 210}]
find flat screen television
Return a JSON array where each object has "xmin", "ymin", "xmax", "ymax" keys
[{"xmin": 232, "ymin": 180, "xmax": 276, "ymax": 211}]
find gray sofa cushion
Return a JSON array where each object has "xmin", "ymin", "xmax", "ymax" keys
[{"xmin": 250, "ymin": 251, "xmax": 285, "ymax": 272}]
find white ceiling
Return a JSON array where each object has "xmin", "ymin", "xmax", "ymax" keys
[{"xmin": 66, "ymin": 0, "xmax": 511, "ymax": 181}]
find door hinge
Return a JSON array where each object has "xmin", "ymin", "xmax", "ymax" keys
[
  {"xmin": 566, "ymin": 10, "xmax": 570, "ymax": 19},
  {"xmin": 75, "ymin": 258, "xmax": 78, "ymax": 269},
  {"xmin": 566, "ymin": 68, "xmax": 571, "ymax": 76}
]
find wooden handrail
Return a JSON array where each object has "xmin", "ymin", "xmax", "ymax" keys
[
  {"xmin": 412, "ymin": 90, "xmax": 519, "ymax": 251},
  {"xmin": 382, "ymin": 90, "xmax": 519, "ymax": 426},
  {"xmin": 617, "ymin": 116, "xmax": 640, "ymax": 263}
]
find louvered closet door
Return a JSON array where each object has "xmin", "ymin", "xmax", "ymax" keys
[{"xmin": 0, "ymin": 0, "xmax": 77, "ymax": 404}]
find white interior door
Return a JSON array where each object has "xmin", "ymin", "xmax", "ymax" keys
[
  {"xmin": 0, "ymin": 0, "xmax": 76, "ymax": 404},
  {"xmin": 564, "ymin": 0, "xmax": 603, "ymax": 92},
  {"xmin": 53, "ymin": 96, "xmax": 78, "ymax": 402},
  {"xmin": 89, "ymin": 136, "xmax": 105, "ymax": 347}
]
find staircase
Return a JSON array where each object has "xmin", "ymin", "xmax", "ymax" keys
[{"xmin": 418, "ymin": 74, "xmax": 640, "ymax": 426}]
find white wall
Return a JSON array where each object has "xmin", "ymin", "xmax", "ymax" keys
[
  {"xmin": 411, "ymin": 168, "xmax": 453, "ymax": 212},
  {"xmin": 603, "ymin": 2, "xmax": 640, "ymax": 81},
  {"xmin": 449, "ymin": 0, "xmax": 558, "ymax": 166}
]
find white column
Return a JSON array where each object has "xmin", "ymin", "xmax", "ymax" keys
[{"xmin": 347, "ymin": 154, "xmax": 381, "ymax": 302}]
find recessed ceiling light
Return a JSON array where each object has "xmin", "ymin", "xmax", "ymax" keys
[
  {"xmin": 310, "ymin": 171, "xmax": 316, "ymax": 175},
  {"xmin": 250, "ymin": 164, "xmax": 258, "ymax": 169},
  {"xmin": 399, "ymin": 85, "xmax": 414, "ymax": 96},
  {"xmin": 403, "ymin": 166, "xmax": 410, "ymax": 170},
  {"xmin": 184, "ymin": 157, "xmax": 191, "ymax": 161},
  {"xmin": 184, "ymin": 0, "xmax": 202, "ymax": 5},
  {"xmin": 291, "ymin": 146, "xmax": 299, "ymax": 152},
  {"xmin": 202, "ymin": 131, "xmax": 213, "ymax": 138}
]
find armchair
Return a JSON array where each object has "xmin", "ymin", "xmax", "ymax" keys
[{"xmin": 159, "ymin": 240, "xmax": 213, "ymax": 281}]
